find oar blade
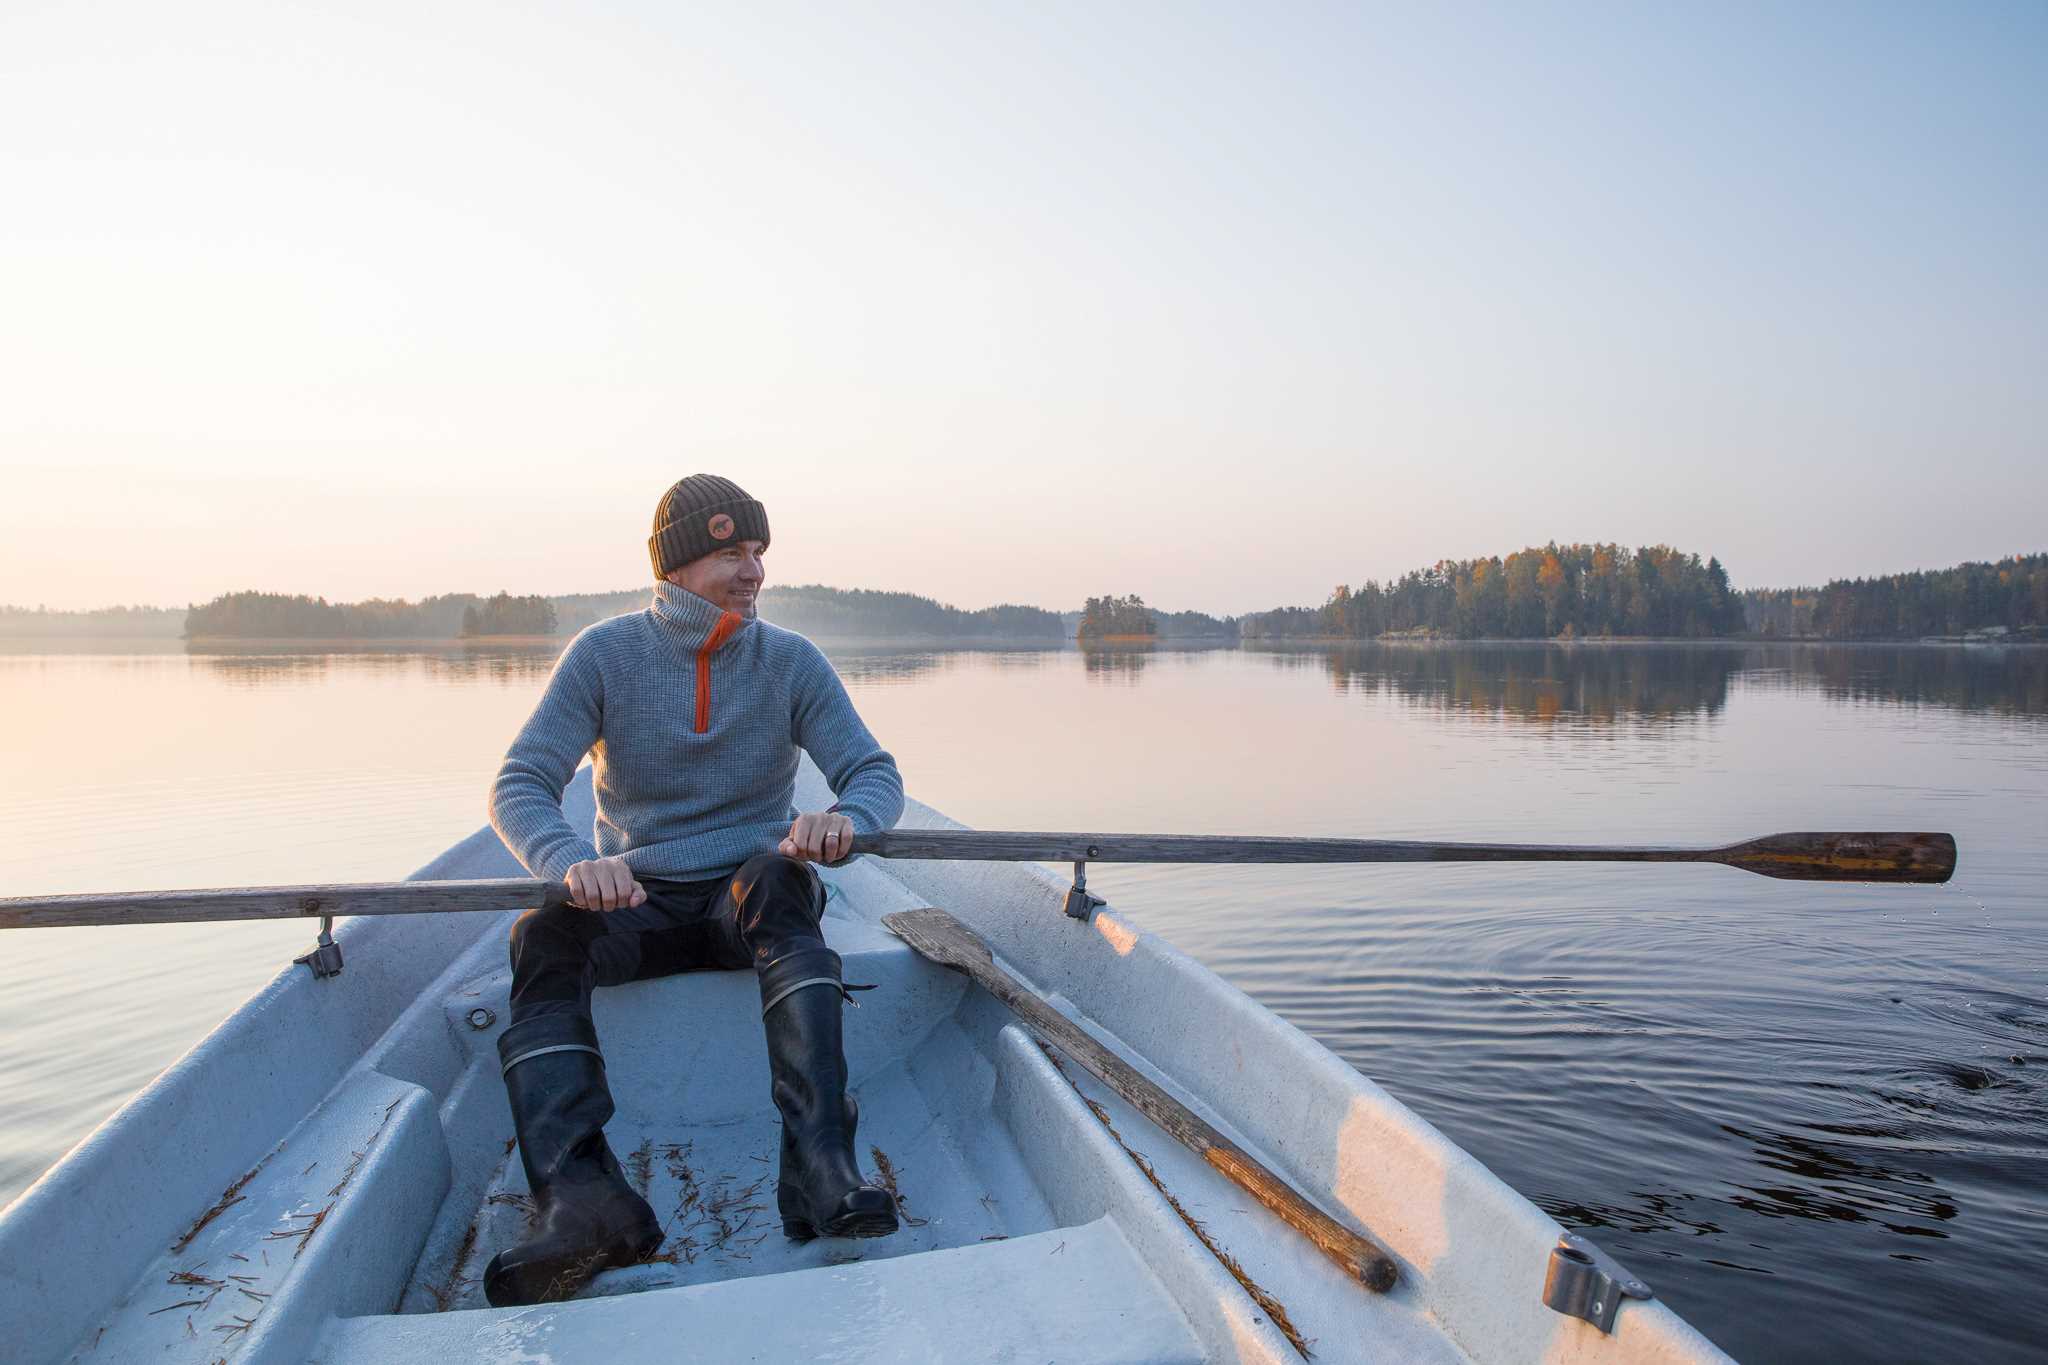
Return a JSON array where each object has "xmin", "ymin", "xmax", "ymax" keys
[
  {"xmin": 883, "ymin": 907, "xmax": 997, "ymax": 973},
  {"xmin": 1716, "ymin": 832, "xmax": 1956, "ymax": 884}
]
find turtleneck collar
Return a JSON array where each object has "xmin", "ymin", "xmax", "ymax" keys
[{"xmin": 649, "ymin": 579, "xmax": 756, "ymax": 653}]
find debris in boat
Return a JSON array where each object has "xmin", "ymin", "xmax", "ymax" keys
[
  {"xmin": 644, "ymin": 1231, "xmax": 700, "ymax": 1266},
  {"xmin": 980, "ymin": 1235, "xmax": 1008, "ymax": 1242},
  {"xmin": 237, "ymin": 1287, "xmax": 269, "ymax": 1303},
  {"xmin": 868, "ymin": 1146, "xmax": 930, "ymax": 1228},
  {"xmin": 695, "ymin": 1175, "xmax": 767, "ymax": 1252},
  {"xmin": 327, "ymin": 1150, "xmax": 367, "ymax": 1197},
  {"xmin": 627, "ymin": 1139, "xmax": 654, "ymax": 1196},
  {"xmin": 228, "ymin": 1252, "xmax": 249, "ymax": 1263},
  {"xmin": 322, "ymin": 1098, "xmax": 409, "ymax": 1199},
  {"xmin": 539, "ymin": 1249, "xmax": 608, "ymax": 1303},
  {"xmin": 301, "ymin": 1161, "xmax": 319, "ymax": 1175},
  {"xmin": 425, "ymin": 1223, "xmax": 482, "ymax": 1311},
  {"xmin": 1039, "ymin": 1043, "xmax": 1314, "ymax": 1360},
  {"xmin": 487, "ymin": 1190, "xmax": 539, "ymax": 1228},
  {"xmin": 504, "ymin": 1136, "xmax": 517, "ymax": 1156},
  {"xmin": 264, "ymin": 1202, "xmax": 334, "ymax": 1258},
  {"xmin": 162, "ymin": 1267, "xmax": 226, "ymax": 1313},
  {"xmin": 170, "ymin": 1167, "xmax": 260, "ymax": 1254},
  {"xmin": 1051, "ymin": 1240, "xmax": 1065, "ymax": 1255},
  {"xmin": 212, "ymin": 1312, "xmax": 258, "ymax": 1340}
]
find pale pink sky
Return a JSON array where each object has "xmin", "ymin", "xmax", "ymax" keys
[{"xmin": 3, "ymin": 2, "xmax": 2041, "ymax": 614}]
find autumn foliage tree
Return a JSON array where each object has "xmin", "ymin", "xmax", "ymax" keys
[{"xmin": 1241, "ymin": 544, "xmax": 1744, "ymax": 640}]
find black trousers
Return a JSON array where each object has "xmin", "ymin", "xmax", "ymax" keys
[{"xmin": 507, "ymin": 852, "xmax": 827, "ymax": 1024}]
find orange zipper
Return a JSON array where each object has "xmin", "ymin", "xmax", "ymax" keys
[{"xmin": 694, "ymin": 611, "xmax": 743, "ymax": 733}]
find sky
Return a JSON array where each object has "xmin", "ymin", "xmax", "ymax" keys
[{"xmin": 1, "ymin": 1, "xmax": 2042, "ymax": 615}]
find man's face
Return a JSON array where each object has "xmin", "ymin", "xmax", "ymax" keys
[{"xmin": 669, "ymin": 539, "xmax": 767, "ymax": 616}]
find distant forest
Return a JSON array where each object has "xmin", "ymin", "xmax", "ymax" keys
[
  {"xmin": 182, "ymin": 591, "xmax": 556, "ymax": 638},
  {"xmin": 0, "ymin": 604, "xmax": 183, "ymax": 637},
  {"xmin": 176, "ymin": 584, "xmax": 1065, "ymax": 640},
  {"xmin": 1742, "ymin": 554, "xmax": 2047, "ymax": 641},
  {"xmin": 1241, "ymin": 544, "xmax": 1745, "ymax": 641}
]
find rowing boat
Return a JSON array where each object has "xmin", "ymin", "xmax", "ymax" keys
[{"xmin": 0, "ymin": 765, "xmax": 1729, "ymax": 1362}]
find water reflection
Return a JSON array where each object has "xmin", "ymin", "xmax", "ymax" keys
[
  {"xmin": 1242, "ymin": 641, "xmax": 2048, "ymax": 723},
  {"xmin": 822, "ymin": 644, "xmax": 1065, "ymax": 686},
  {"xmin": 1745, "ymin": 644, "xmax": 2048, "ymax": 718},
  {"xmin": 184, "ymin": 642, "xmax": 562, "ymax": 685},
  {"xmin": 1718, "ymin": 1122, "xmax": 1957, "ymax": 1236},
  {"xmin": 1249, "ymin": 641, "xmax": 1739, "ymax": 725},
  {"xmin": 1077, "ymin": 641, "xmax": 1233, "ymax": 684}
]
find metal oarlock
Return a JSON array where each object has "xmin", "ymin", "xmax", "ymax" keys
[
  {"xmin": 294, "ymin": 914, "xmax": 343, "ymax": 979},
  {"xmin": 1541, "ymin": 1231, "xmax": 1652, "ymax": 1333},
  {"xmin": 1063, "ymin": 857, "xmax": 1106, "ymax": 920}
]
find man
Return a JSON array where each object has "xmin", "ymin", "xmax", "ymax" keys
[{"xmin": 483, "ymin": 473, "xmax": 904, "ymax": 1307}]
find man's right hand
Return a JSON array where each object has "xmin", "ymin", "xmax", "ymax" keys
[{"xmin": 563, "ymin": 856, "xmax": 646, "ymax": 912}]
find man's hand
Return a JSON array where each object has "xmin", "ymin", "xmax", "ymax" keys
[
  {"xmin": 563, "ymin": 856, "xmax": 646, "ymax": 912},
  {"xmin": 780, "ymin": 810, "xmax": 855, "ymax": 865}
]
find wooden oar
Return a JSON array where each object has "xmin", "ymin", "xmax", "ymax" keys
[
  {"xmin": 883, "ymin": 905, "xmax": 1400, "ymax": 1293},
  {"xmin": 0, "ymin": 829, "xmax": 1956, "ymax": 930},
  {"xmin": 851, "ymin": 829, "xmax": 1958, "ymax": 884}
]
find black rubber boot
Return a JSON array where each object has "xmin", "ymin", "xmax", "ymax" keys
[
  {"xmin": 759, "ymin": 945, "xmax": 898, "ymax": 1242},
  {"xmin": 483, "ymin": 1015, "xmax": 662, "ymax": 1307}
]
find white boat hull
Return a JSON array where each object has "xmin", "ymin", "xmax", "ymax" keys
[{"xmin": 0, "ymin": 765, "xmax": 1729, "ymax": 1362}]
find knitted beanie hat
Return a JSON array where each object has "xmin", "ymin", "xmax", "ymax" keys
[{"xmin": 648, "ymin": 475, "xmax": 771, "ymax": 578}]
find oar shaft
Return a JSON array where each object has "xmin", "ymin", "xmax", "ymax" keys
[
  {"xmin": 852, "ymin": 830, "xmax": 1707, "ymax": 864},
  {"xmin": 850, "ymin": 828, "xmax": 1956, "ymax": 883},
  {"xmin": 0, "ymin": 878, "xmax": 569, "ymax": 931}
]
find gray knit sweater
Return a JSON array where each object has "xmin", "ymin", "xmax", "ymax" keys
[{"xmin": 489, "ymin": 581, "xmax": 904, "ymax": 883}]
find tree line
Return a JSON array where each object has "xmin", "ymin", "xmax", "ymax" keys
[
  {"xmin": 184, "ymin": 591, "xmax": 554, "ymax": 638},
  {"xmin": 1241, "ymin": 544, "xmax": 1745, "ymax": 640},
  {"xmin": 183, "ymin": 584, "xmax": 1065, "ymax": 640},
  {"xmin": 0, "ymin": 604, "xmax": 184, "ymax": 638},
  {"xmin": 1741, "ymin": 554, "xmax": 2047, "ymax": 640}
]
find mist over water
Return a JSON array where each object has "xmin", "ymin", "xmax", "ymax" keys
[{"xmin": 1, "ymin": 637, "xmax": 2042, "ymax": 1360}]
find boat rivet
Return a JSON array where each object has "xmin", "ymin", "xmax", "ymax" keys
[
  {"xmin": 467, "ymin": 1007, "xmax": 496, "ymax": 1030},
  {"xmin": 1593, "ymin": 1300, "xmax": 1604, "ymax": 1314}
]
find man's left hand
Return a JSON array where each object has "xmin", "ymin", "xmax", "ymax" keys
[{"xmin": 780, "ymin": 810, "xmax": 855, "ymax": 865}]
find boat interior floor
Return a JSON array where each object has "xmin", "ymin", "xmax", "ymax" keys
[{"xmin": 70, "ymin": 894, "xmax": 1467, "ymax": 1364}]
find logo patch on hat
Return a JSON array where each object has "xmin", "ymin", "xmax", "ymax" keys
[{"xmin": 708, "ymin": 513, "xmax": 735, "ymax": 540}]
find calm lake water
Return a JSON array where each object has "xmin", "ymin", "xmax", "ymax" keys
[{"xmin": 2, "ymin": 636, "xmax": 2043, "ymax": 1361}]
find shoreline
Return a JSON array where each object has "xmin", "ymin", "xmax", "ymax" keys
[{"xmin": 4, "ymin": 632, "xmax": 2039, "ymax": 650}]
